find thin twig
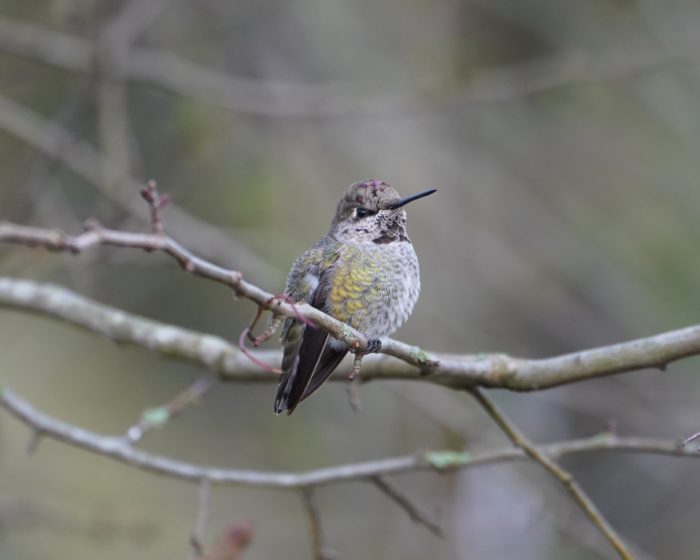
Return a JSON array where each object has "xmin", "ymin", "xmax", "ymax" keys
[
  {"xmin": 1, "ymin": 275, "xmax": 700, "ymax": 392},
  {"xmin": 470, "ymin": 388, "xmax": 635, "ymax": 560},
  {"xmin": 26, "ymin": 429, "xmax": 43, "ymax": 455},
  {"xmin": 0, "ymin": 216, "xmax": 371, "ymax": 354},
  {"xmin": 139, "ymin": 180, "xmax": 170, "ymax": 235},
  {"xmin": 371, "ymin": 476, "xmax": 442, "ymax": 537},
  {"xmin": 189, "ymin": 478, "xmax": 212, "ymax": 559},
  {"xmin": 0, "ymin": 387, "xmax": 693, "ymax": 490},
  {"xmin": 682, "ymin": 431, "xmax": 700, "ymax": 447},
  {"xmin": 125, "ymin": 376, "xmax": 216, "ymax": 444},
  {"xmin": 249, "ymin": 314, "xmax": 283, "ymax": 347},
  {"xmin": 237, "ymin": 300, "xmax": 283, "ymax": 374},
  {"xmin": 238, "ymin": 326, "xmax": 282, "ymax": 374}
]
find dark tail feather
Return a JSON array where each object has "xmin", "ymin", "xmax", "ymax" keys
[
  {"xmin": 274, "ymin": 323, "xmax": 346, "ymax": 414},
  {"xmin": 300, "ymin": 347, "xmax": 346, "ymax": 402}
]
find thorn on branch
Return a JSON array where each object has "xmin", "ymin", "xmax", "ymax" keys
[
  {"xmin": 140, "ymin": 179, "xmax": 170, "ymax": 235},
  {"xmin": 27, "ymin": 429, "xmax": 43, "ymax": 455}
]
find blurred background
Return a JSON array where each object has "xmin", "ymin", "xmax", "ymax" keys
[{"xmin": 1, "ymin": 0, "xmax": 700, "ymax": 558}]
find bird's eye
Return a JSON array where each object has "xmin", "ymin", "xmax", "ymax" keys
[{"xmin": 355, "ymin": 207, "xmax": 370, "ymax": 219}]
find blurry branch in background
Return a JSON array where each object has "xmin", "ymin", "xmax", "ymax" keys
[
  {"xmin": 1, "ymin": 386, "xmax": 696, "ymax": 488},
  {"xmin": 0, "ymin": 14, "xmax": 390, "ymax": 118},
  {"xmin": 0, "ymin": 379, "xmax": 695, "ymax": 559},
  {"xmin": 371, "ymin": 476, "xmax": 442, "ymax": 538},
  {"xmin": 94, "ymin": 0, "xmax": 176, "ymax": 195},
  {"xmin": 124, "ymin": 376, "xmax": 217, "ymax": 444},
  {"xmin": 188, "ymin": 479, "xmax": 254, "ymax": 560},
  {"xmin": 189, "ymin": 479, "xmax": 211, "ymax": 560},
  {"xmin": 0, "ymin": 93, "xmax": 276, "ymax": 278},
  {"xmin": 456, "ymin": 38, "xmax": 695, "ymax": 104},
  {"xmin": 1, "ymin": 15, "xmax": 699, "ymax": 117},
  {"xmin": 470, "ymin": 388, "xmax": 634, "ymax": 559},
  {"xmin": 100, "ymin": 0, "xmax": 177, "ymax": 45},
  {"xmin": 95, "ymin": 1, "xmax": 141, "ymax": 195}
]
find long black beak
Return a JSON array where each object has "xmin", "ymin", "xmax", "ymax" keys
[{"xmin": 388, "ymin": 188, "xmax": 437, "ymax": 209}]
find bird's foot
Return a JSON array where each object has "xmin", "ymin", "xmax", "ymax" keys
[{"xmin": 366, "ymin": 339, "xmax": 382, "ymax": 353}]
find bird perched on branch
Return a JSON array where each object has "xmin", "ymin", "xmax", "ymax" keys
[{"xmin": 274, "ymin": 179, "xmax": 436, "ymax": 414}]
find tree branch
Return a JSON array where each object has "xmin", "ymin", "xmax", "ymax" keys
[
  {"xmin": 0, "ymin": 387, "xmax": 693, "ymax": 490},
  {"xmin": 1, "ymin": 263, "xmax": 700, "ymax": 391},
  {"xmin": 470, "ymin": 388, "xmax": 634, "ymax": 559}
]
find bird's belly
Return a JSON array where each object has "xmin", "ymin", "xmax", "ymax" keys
[{"xmin": 328, "ymin": 242, "xmax": 420, "ymax": 338}]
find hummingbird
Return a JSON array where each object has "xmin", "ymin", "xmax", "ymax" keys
[{"xmin": 274, "ymin": 179, "xmax": 436, "ymax": 414}]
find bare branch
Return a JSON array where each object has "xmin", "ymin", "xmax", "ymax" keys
[
  {"xmin": 95, "ymin": 2, "xmax": 134, "ymax": 195},
  {"xmin": 0, "ymin": 276, "xmax": 279, "ymax": 381},
  {"xmin": 470, "ymin": 388, "xmax": 634, "ymax": 559},
  {"xmin": 682, "ymin": 431, "xmax": 700, "ymax": 447},
  {"xmin": 371, "ymin": 476, "xmax": 442, "ymax": 537},
  {"xmin": 125, "ymin": 376, "xmax": 216, "ymax": 444},
  {"xmin": 0, "ymin": 221, "xmax": 381, "ymax": 356},
  {"xmin": 0, "ymin": 387, "xmax": 693, "ymax": 490},
  {"xmin": 104, "ymin": 0, "xmax": 176, "ymax": 45},
  {"xmin": 2, "ymin": 264, "xmax": 700, "ymax": 392}
]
